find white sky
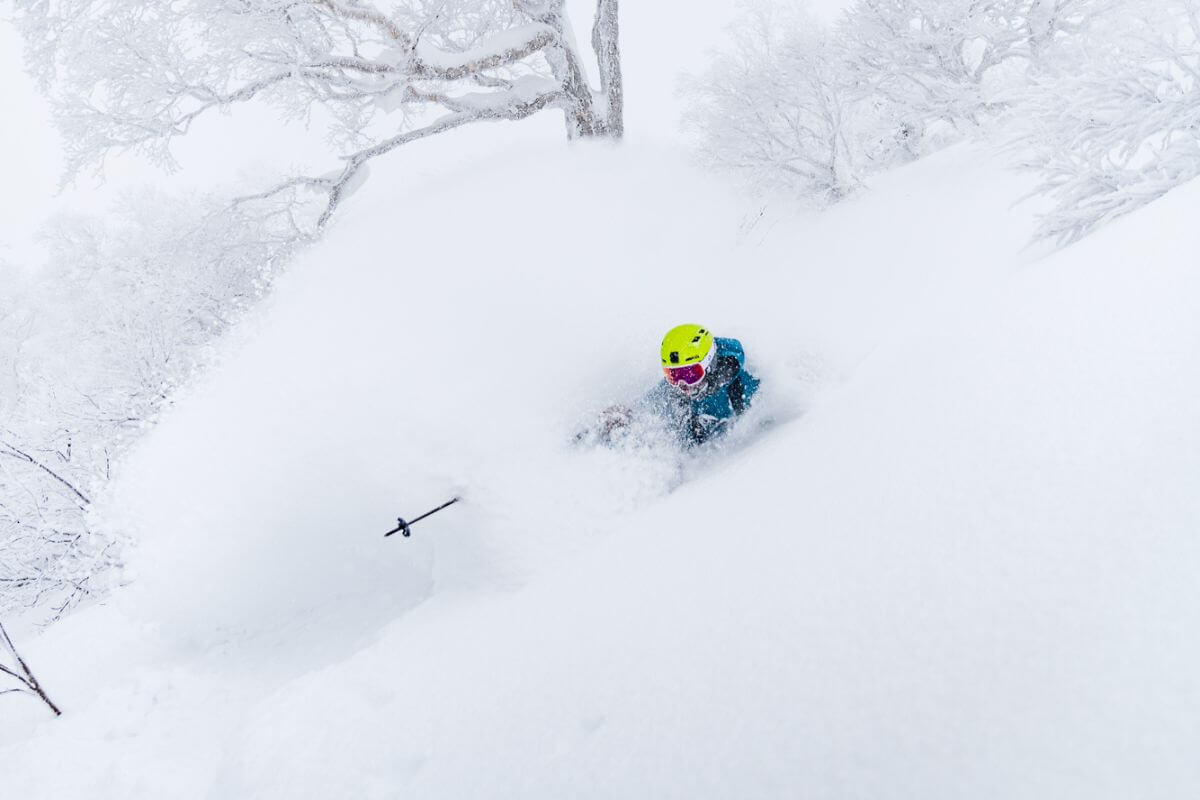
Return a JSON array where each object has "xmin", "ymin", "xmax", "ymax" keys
[{"xmin": 0, "ymin": 19, "xmax": 60, "ymax": 269}]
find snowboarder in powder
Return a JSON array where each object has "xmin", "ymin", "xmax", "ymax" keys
[{"xmin": 595, "ymin": 324, "xmax": 760, "ymax": 446}]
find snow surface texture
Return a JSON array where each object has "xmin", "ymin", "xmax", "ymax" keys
[{"xmin": 6, "ymin": 137, "xmax": 1200, "ymax": 797}]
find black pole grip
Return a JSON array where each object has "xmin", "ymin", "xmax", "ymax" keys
[
  {"xmin": 384, "ymin": 518, "xmax": 412, "ymax": 538},
  {"xmin": 384, "ymin": 497, "xmax": 460, "ymax": 538}
]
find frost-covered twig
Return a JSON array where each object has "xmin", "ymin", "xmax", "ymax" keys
[{"xmin": 0, "ymin": 439, "xmax": 92, "ymax": 507}]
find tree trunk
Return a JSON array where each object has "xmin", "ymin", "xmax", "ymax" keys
[
  {"xmin": 545, "ymin": 7, "xmax": 603, "ymax": 138},
  {"xmin": 542, "ymin": 0, "xmax": 622, "ymax": 139},
  {"xmin": 592, "ymin": 0, "xmax": 623, "ymax": 138}
]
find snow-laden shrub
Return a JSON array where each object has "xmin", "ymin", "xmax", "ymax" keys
[
  {"xmin": 684, "ymin": 0, "xmax": 1099, "ymax": 207},
  {"xmin": 683, "ymin": 4, "xmax": 860, "ymax": 202},
  {"xmin": 0, "ymin": 196, "xmax": 298, "ymax": 621},
  {"xmin": 840, "ymin": 0, "xmax": 1055, "ymax": 131},
  {"xmin": 1007, "ymin": 0, "xmax": 1200, "ymax": 244}
]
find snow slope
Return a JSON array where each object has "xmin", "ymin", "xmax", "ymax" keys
[{"xmin": 6, "ymin": 133, "xmax": 1200, "ymax": 798}]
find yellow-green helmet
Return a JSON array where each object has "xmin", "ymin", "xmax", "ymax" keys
[
  {"xmin": 661, "ymin": 324, "xmax": 714, "ymax": 367},
  {"xmin": 661, "ymin": 325, "xmax": 716, "ymax": 390}
]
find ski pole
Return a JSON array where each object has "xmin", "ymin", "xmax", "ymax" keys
[{"xmin": 384, "ymin": 497, "xmax": 461, "ymax": 538}]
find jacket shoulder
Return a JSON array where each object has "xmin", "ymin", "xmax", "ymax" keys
[{"xmin": 713, "ymin": 337, "xmax": 744, "ymax": 365}]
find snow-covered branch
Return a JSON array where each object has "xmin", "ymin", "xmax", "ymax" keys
[
  {"xmin": 13, "ymin": 0, "xmax": 625, "ymax": 231},
  {"xmin": 313, "ymin": 0, "xmax": 412, "ymax": 46},
  {"xmin": 1005, "ymin": 0, "xmax": 1200, "ymax": 243},
  {"xmin": 242, "ymin": 81, "xmax": 564, "ymax": 227},
  {"xmin": 411, "ymin": 22, "xmax": 557, "ymax": 80}
]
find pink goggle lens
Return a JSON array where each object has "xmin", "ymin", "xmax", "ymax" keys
[{"xmin": 664, "ymin": 363, "xmax": 706, "ymax": 386}]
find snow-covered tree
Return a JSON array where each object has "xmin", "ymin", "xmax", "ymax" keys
[
  {"xmin": 0, "ymin": 196, "xmax": 297, "ymax": 620},
  {"xmin": 837, "ymin": 0, "xmax": 1098, "ymax": 149},
  {"xmin": 13, "ymin": 0, "xmax": 623, "ymax": 230},
  {"xmin": 1024, "ymin": 0, "xmax": 1110, "ymax": 58},
  {"xmin": 840, "ymin": 0, "xmax": 1027, "ymax": 134},
  {"xmin": 1007, "ymin": 0, "xmax": 1200, "ymax": 243},
  {"xmin": 683, "ymin": 0, "xmax": 1112, "ymax": 205},
  {"xmin": 0, "ymin": 430, "xmax": 108, "ymax": 620},
  {"xmin": 683, "ymin": 4, "xmax": 861, "ymax": 202}
]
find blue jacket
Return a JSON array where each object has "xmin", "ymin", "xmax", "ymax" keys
[{"xmin": 647, "ymin": 337, "xmax": 760, "ymax": 444}]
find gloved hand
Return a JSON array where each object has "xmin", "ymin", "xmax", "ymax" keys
[
  {"xmin": 575, "ymin": 404, "xmax": 634, "ymax": 446},
  {"xmin": 599, "ymin": 405, "xmax": 634, "ymax": 436}
]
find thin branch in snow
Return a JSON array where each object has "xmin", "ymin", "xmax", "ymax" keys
[{"xmin": 0, "ymin": 621, "xmax": 61, "ymax": 716}]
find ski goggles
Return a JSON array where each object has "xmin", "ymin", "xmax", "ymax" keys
[{"xmin": 663, "ymin": 363, "xmax": 707, "ymax": 386}]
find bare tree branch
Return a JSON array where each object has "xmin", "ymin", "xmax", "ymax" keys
[{"xmin": 0, "ymin": 621, "xmax": 62, "ymax": 716}]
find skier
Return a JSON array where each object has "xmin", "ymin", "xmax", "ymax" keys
[{"xmin": 595, "ymin": 324, "xmax": 760, "ymax": 446}]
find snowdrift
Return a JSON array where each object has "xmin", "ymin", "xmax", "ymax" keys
[{"xmin": 5, "ymin": 140, "xmax": 1200, "ymax": 798}]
